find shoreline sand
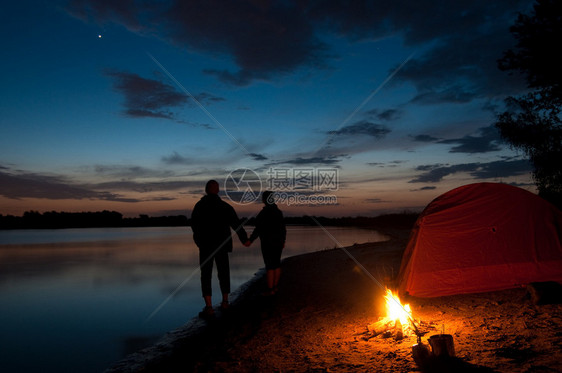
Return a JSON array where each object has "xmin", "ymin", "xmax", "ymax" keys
[{"xmin": 106, "ymin": 227, "xmax": 562, "ymax": 372}]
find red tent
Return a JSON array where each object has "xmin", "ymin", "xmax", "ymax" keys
[{"xmin": 398, "ymin": 183, "xmax": 562, "ymax": 297}]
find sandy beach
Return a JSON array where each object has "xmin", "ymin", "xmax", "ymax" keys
[{"xmin": 106, "ymin": 226, "xmax": 562, "ymax": 372}]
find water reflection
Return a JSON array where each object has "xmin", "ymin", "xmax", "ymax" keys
[{"xmin": 0, "ymin": 226, "xmax": 388, "ymax": 373}]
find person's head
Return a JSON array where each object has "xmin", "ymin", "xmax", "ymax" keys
[
  {"xmin": 262, "ymin": 190, "xmax": 275, "ymax": 205},
  {"xmin": 205, "ymin": 180, "xmax": 219, "ymax": 195}
]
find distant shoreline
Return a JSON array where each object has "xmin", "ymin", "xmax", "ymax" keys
[{"xmin": 0, "ymin": 211, "xmax": 419, "ymax": 231}]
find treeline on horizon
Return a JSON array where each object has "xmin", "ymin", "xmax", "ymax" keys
[{"xmin": 0, "ymin": 210, "xmax": 419, "ymax": 230}]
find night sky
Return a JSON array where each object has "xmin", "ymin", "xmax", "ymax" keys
[{"xmin": 1, "ymin": 0, "xmax": 536, "ymax": 217}]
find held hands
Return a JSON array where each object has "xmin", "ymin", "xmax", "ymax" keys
[{"xmin": 244, "ymin": 240, "xmax": 252, "ymax": 247}]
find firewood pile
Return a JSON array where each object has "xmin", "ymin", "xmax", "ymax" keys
[{"xmin": 358, "ymin": 317, "xmax": 436, "ymax": 342}]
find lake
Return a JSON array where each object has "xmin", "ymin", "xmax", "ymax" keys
[{"xmin": 0, "ymin": 226, "xmax": 389, "ymax": 372}]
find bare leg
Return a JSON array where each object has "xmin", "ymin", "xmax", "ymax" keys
[
  {"xmin": 204, "ymin": 295, "xmax": 212, "ymax": 308},
  {"xmin": 273, "ymin": 267, "xmax": 282, "ymax": 288},
  {"xmin": 266, "ymin": 269, "xmax": 275, "ymax": 290}
]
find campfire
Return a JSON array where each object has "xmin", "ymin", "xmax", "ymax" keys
[
  {"xmin": 361, "ymin": 288, "xmax": 430, "ymax": 342},
  {"xmin": 358, "ymin": 288, "xmax": 454, "ymax": 368},
  {"xmin": 384, "ymin": 288, "xmax": 412, "ymax": 334}
]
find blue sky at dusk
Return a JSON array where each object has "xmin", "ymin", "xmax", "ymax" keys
[{"xmin": 1, "ymin": 0, "xmax": 536, "ymax": 217}]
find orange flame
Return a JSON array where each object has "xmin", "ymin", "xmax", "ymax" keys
[{"xmin": 384, "ymin": 288, "xmax": 412, "ymax": 326}]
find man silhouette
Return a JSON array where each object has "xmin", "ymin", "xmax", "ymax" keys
[{"xmin": 191, "ymin": 180, "xmax": 248, "ymax": 318}]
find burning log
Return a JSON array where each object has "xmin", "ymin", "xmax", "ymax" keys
[
  {"xmin": 395, "ymin": 320, "xmax": 404, "ymax": 341},
  {"xmin": 363, "ymin": 317, "xmax": 407, "ymax": 341},
  {"xmin": 367, "ymin": 319, "xmax": 393, "ymax": 335}
]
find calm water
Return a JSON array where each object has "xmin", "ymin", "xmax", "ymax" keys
[{"xmin": 0, "ymin": 226, "xmax": 389, "ymax": 372}]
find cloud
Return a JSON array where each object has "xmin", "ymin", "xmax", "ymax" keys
[
  {"xmin": 105, "ymin": 70, "xmax": 187, "ymax": 119},
  {"xmin": 366, "ymin": 108, "xmax": 402, "ymax": 121},
  {"xmin": 0, "ymin": 165, "xmax": 208, "ymax": 203},
  {"xmin": 409, "ymin": 86, "xmax": 479, "ymax": 105},
  {"xmin": 409, "ymin": 125, "xmax": 504, "ymax": 153},
  {"xmin": 409, "ymin": 158, "xmax": 532, "ymax": 183},
  {"xmin": 68, "ymin": 0, "xmax": 531, "ymax": 93},
  {"xmin": 249, "ymin": 153, "xmax": 268, "ymax": 161},
  {"xmin": 438, "ymin": 125, "xmax": 504, "ymax": 153},
  {"xmin": 0, "ymin": 169, "xmax": 140, "ymax": 202},
  {"xmin": 318, "ymin": 120, "xmax": 392, "ymax": 157},
  {"xmin": 328, "ymin": 120, "xmax": 391, "ymax": 138},
  {"xmin": 161, "ymin": 151, "xmax": 191, "ymax": 165},
  {"xmin": 267, "ymin": 155, "xmax": 343, "ymax": 166},
  {"xmin": 366, "ymin": 160, "xmax": 406, "ymax": 168},
  {"xmin": 409, "ymin": 186, "xmax": 437, "ymax": 191},
  {"xmin": 164, "ymin": 1, "xmax": 327, "ymax": 86},
  {"xmin": 66, "ymin": 0, "xmax": 144, "ymax": 31},
  {"xmin": 384, "ymin": 1, "xmax": 532, "ymax": 102},
  {"xmin": 105, "ymin": 70, "xmax": 225, "ymax": 121},
  {"xmin": 411, "ymin": 134, "xmax": 441, "ymax": 142},
  {"xmin": 193, "ymin": 92, "xmax": 226, "ymax": 104},
  {"xmin": 94, "ymin": 165, "xmax": 174, "ymax": 179},
  {"xmin": 161, "ymin": 151, "xmax": 255, "ymax": 169}
]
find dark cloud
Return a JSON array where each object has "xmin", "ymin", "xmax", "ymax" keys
[
  {"xmin": 409, "ymin": 158, "xmax": 532, "ymax": 183},
  {"xmin": 0, "ymin": 170, "xmax": 140, "ymax": 202},
  {"xmin": 161, "ymin": 151, "xmax": 191, "ymax": 165},
  {"xmin": 410, "ymin": 126, "xmax": 504, "ymax": 153},
  {"xmin": 438, "ymin": 125, "xmax": 504, "ymax": 153},
  {"xmin": 366, "ymin": 160, "xmax": 405, "ymax": 168},
  {"xmin": 166, "ymin": 1, "xmax": 326, "ymax": 86},
  {"xmin": 316, "ymin": 118, "xmax": 393, "ymax": 159},
  {"xmin": 249, "ymin": 153, "xmax": 268, "ymax": 161},
  {"xmin": 383, "ymin": 1, "xmax": 532, "ymax": 102},
  {"xmin": 105, "ymin": 70, "xmax": 187, "ymax": 119},
  {"xmin": 469, "ymin": 159, "xmax": 533, "ymax": 179},
  {"xmin": 411, "ymin": 134, "xmax": 440, "ymax": 142},
  {"xmin": 66, "ymin": 0, "xmax": 144, "ymax": 31},
  {"xmin": 161, "ymin": 151, "xmax": 253, "ymax": 168},
  {"xmin": 105, "ymin": 71, "xmax": 226, "ymax": 121},
  {"xmin": 328, "ymin": 120, "xmax": 391, "ymax": 138},
  {"xmin": 193, "ymin": 92, "xmax": 226, "ymax": 104},
  {"xmin": 68, "ymin": 0, "xmax": 530, "ymax": 93},
  {"xmin": 366, "ymin": 108, "xmax": 402, "ymax": 121},
  {"xmin": 268, "ymin": 155, "xmax": 343, "ymax": 166},
  {"xmin": 410, "ymin": 186, "xmax": 438, "ymax": 191},
  {"xmin": 409, "ymin": 86, "xmax": 478, "ymax": 105},
  {"xmin": 94, "ymin": 165, "xmax": 174, "ymax": 179},
  {"xmin": 0, "ymin": 165, "xmax": 207, "ymax": 202}
]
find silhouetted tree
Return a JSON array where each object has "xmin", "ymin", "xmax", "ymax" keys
[{"xmin": 496, "ymin": 0, "xmax": 562, "ymax": 208}]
